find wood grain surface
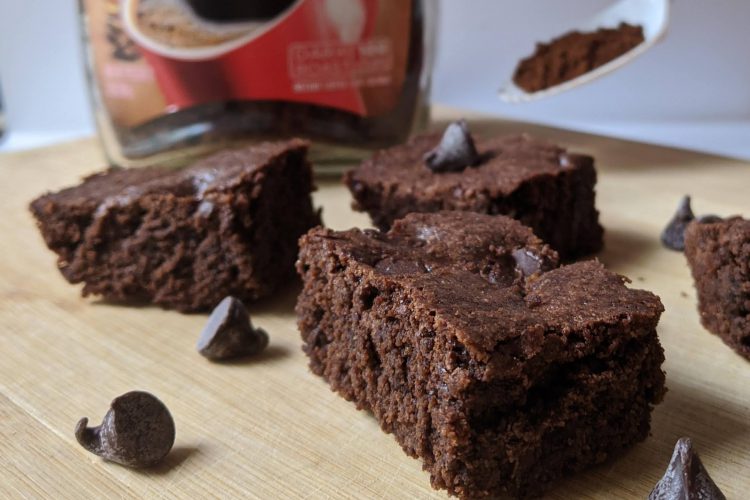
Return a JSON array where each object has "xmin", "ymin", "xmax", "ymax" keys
[{"xmin": 0, "ymin": 108, "xmax": 748, "ymax": 499}]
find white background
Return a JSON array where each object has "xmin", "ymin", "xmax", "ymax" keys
[{"xmin": 1, "ymin": 0, "xmax": 749, "ymax": 159}]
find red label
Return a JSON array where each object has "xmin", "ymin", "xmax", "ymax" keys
[{"xmin": 85, "ymin": 0, "xmax": 413, "ymax": 127}]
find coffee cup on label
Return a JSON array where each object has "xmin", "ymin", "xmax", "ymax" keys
[{"xmin": 121, "ymin": 0, "xmax": 303, "ymax": 107}]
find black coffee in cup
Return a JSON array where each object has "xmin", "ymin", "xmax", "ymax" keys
[{"xmin": 185, "ymin": 0, "xmax": 297, "ymax": 22}]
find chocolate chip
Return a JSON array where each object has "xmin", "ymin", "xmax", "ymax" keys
[
  {"xmin": 661, "ymin": 196, "xmax": 695, "ymax": 251},
  {"xmin": 649, "ymin": 437, "xmax": 726, "ymax": 500},
  {"xmin": 512, "ymin": 248, "xmax": 544, "ymax": 277},
  {"xmin": 197, "ymin": 296, "xmax": 269, "ymax": 361},
  {"xmin": 75, "ymin": 391, "xmax": 175, "ymax": 468},
  {"xmin": 424, "ymin": 120, "xmax": 480, "ymax": 173}
]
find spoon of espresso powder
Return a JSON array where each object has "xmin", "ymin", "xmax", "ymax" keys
[{"xmin": 500, "ymin": 0, "xmax": 669, "ymax": 102}]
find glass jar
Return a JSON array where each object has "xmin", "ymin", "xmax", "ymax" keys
[{"xmin": 79, "ymin": 0, "xmax": 436, "ymax": 172}]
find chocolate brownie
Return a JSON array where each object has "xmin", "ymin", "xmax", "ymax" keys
[
  {"xmin": 296, "ymin": 211, "xmax": 665, "ymax": 498},
  {"xmin": 345, "ymin": 131, "xmax": 604, "ymax": 259},
  {"xmin": 30, "ymin": 139, "xmax": 320, "ymax": 312},
  {"xmin": 684, "ymin": 217, "xmax": 750, "ymax": 360},
  {"xmin": 513, "ymin": 23, "xmax": 645, "ymax": 93}
]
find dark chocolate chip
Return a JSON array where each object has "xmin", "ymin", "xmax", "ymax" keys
[
  {"xmin": 424, "ymin": 120, "xmax": 480, "ymax": 173},
  {"xmin": 512, "ymin": 248, "xmax": 543, "ymax": 277},
  {"xmin": 75, "ymin": 391, "xmax": 175, "ymax": 468},
  {"xmin": 649, "ymin": 437, "xmax": 726, "ymax": 500},
  {"xmin": 197, "ymin": 296, "xmax": 269, "ymax": 361},
  {"xmin": 661, "ymin": 196, "xmax": 695, "ymax": 251},
  {"xmin": 697, "ymin": 214, "xmax": 723, "ymax": 224}
]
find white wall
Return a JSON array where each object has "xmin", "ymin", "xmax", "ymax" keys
[
  {"xmin": 1, "ymin": 0, "xmax": 749, "ymax": 158},
  {"xmin": 0, "ymin": 0, "xmax": 93, "ymax": 149}
]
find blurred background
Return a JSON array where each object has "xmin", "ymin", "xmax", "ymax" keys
[{"xmin": 1, "ymin": 0, "xmax": 749, "ymax": 159}]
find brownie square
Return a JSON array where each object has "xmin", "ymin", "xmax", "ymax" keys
[
  {"xmin": 296, "ymin": 211, "xmax": 665, "ymax": 498},
  {"xmin": 30, "ymin": 139, "xmax": 321, "ymax": 312},
  {"xmin": 344, "ymin": 132, "xmax": 604, "ymax": 260},
  {"xmin": 684, "ymin": 217, "xmax": 750, "ymax": 360}
]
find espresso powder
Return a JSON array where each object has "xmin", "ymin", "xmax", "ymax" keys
[{"xmin": 513, "ymin": 22, "xmax": 645, "ymax": 93}]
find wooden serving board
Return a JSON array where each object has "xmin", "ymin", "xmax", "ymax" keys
[{"xmin": 1, "ymin": 108, "xmax": 748, "ymax": 499}]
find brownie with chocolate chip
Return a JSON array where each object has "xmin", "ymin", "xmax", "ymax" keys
[
  {"xmin": 685, "ymin": 216, "xmax": 750, "ymax": 360},
  {"xmin": 296, "ymin": 211, "xmax": 665, "ymax": 498},
  {"xmin": 344, "ymin": 126, "xmax": 604, "ymax": 260},
  {"xmin": 30, "ymin": 139, "xmax": 320, "ymax": 312}
]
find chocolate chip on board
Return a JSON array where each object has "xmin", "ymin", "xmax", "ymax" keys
[
  {"xmin": 649, "ymin": 437, "xmax": 726, "ymax": 500},
  {"xmin": 75, "ymin": 391, "xmax": 175, "ymax": 468},
  {"xmin": 662, "ymin": 196, "xmax": 726, "ymax": 250},
  {"xmin": 661, "ymin": 195, "xmax": 695, "ymax": 251},
  {"xmin": 424, "ymin": 120, "xmax": 480, "ymax": 173},
  {"xmin": 197, "ymin": 296, "xmax": 269, "ymax": 361}
]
